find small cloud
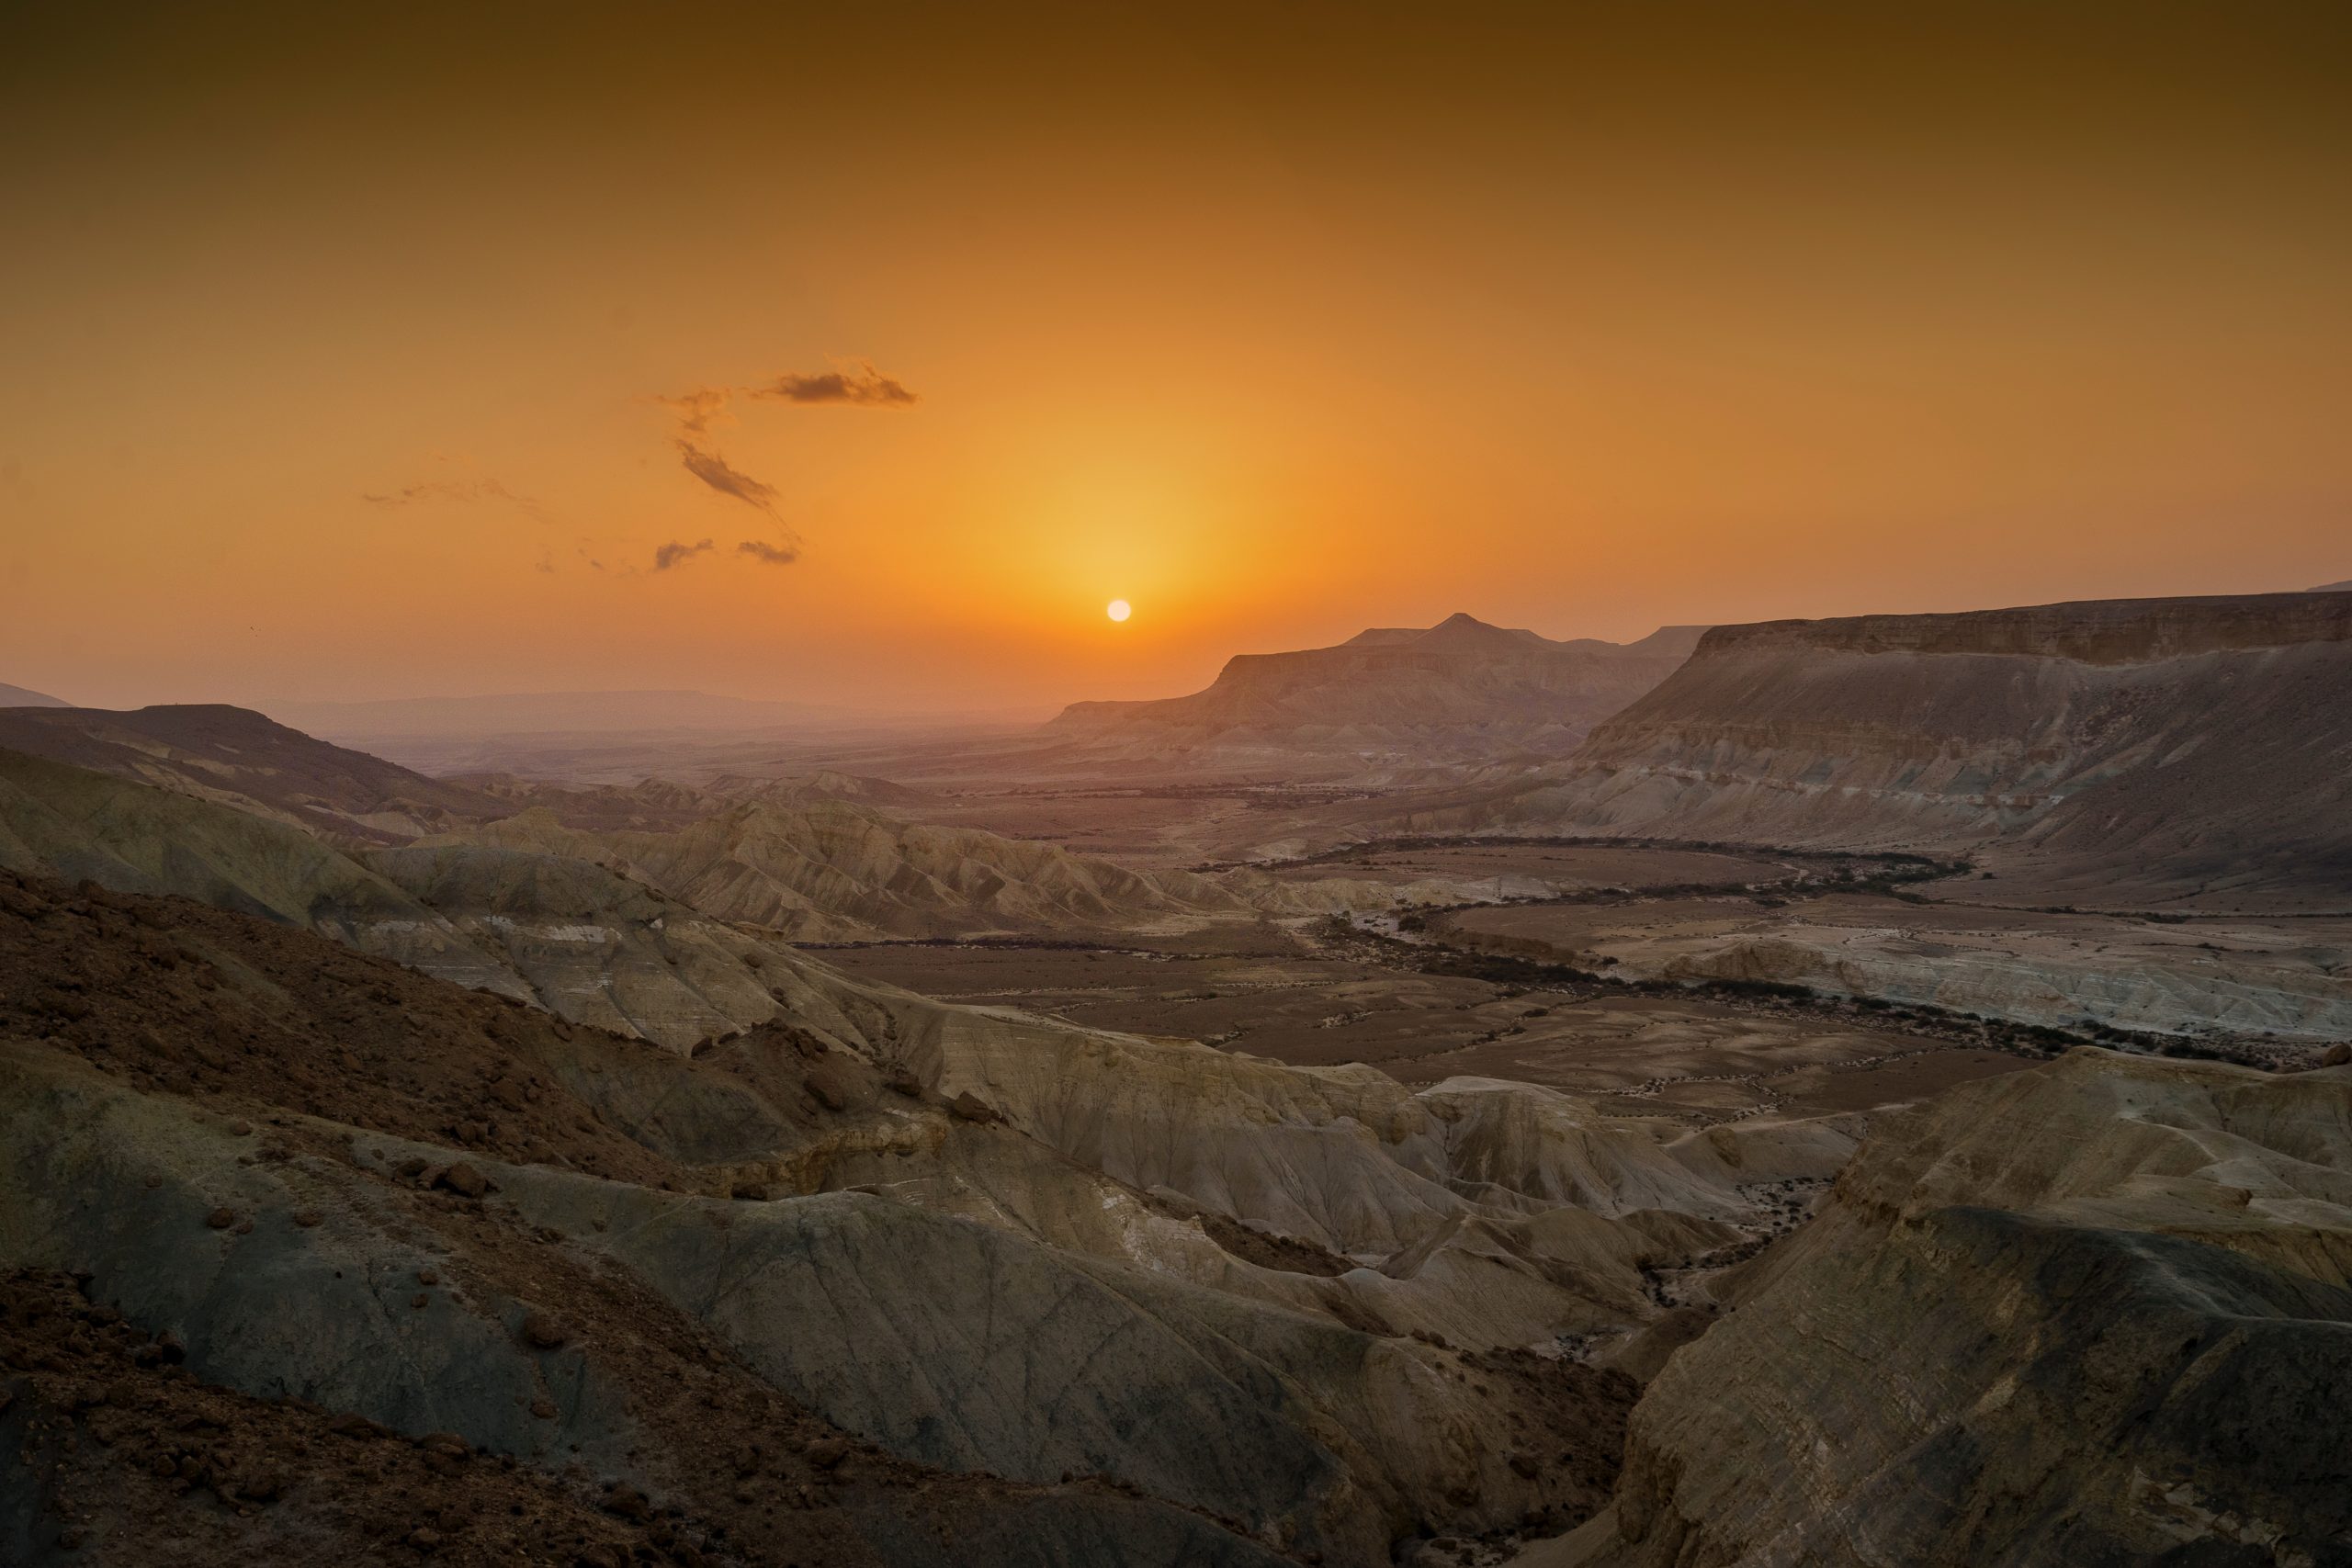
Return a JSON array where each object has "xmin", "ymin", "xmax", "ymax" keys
[
  {"xmin": 362, "ymin": 478, "xmax": 547, "ymax": 520},
  {"xmin": 656, "ymin": 387, "xmax": 734, "ymax": 436},
  {"xmin": 752, "ymin": 362, "xmax": 917, "ymax": 407},
  {"xmin": 675, "ymin": 440, "xmax": 779, "ymax": 514},
  {"xmin": 737, "ymin": 539, "xmax": 798, "ymax": 566},
  {"xmin": 652, "ymin": 537, "xmax": 714, "ymax": 571}
]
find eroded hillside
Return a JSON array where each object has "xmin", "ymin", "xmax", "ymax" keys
[
  {"xmin": 0, "ymin": 847, "xmax": 1841, "ymax": 1565},
  {"xmin": 1542, "ymin": 1048, "xmax": 2352, "ymax": 1567}
]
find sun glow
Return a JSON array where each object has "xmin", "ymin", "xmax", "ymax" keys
[{"xmin": 1106, "ymin": 599, "xmax": 1132, "ymax": 622}]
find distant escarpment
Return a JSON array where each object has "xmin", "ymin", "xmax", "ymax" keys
[
  {"xmin": 1442, "ymin": 592, "xmax": 2352, "ymax": 905},
  {"xmin": 1046, "ymin": 614, "xmax": 1704, "ymax": 776}
]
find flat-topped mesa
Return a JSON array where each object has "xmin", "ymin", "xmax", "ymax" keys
[
  {"xmin": 1697, "ymin": 589, "xmax": 2352, "ymax": 665},
  {"xmin": 1464, "ymin": 591, "xmax": 2352, "ymax": 906}
]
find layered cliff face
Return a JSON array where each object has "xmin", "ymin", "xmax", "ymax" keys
[
  {"xmin": 1459, "ymin": 593, "xmax": 2352, "ymax": 905},
  {"xmin": 1559, "ymin": 1048, "xmax": 2352, "ymax": 1568},
  {"xmin": 1046, "ymin": 615, "xmax": 1705, "ymax": 774}
]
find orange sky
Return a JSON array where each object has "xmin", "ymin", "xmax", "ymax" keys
[{"xmin": 3, "ymin": 3, "xmax": 2349, "ymax": 716}]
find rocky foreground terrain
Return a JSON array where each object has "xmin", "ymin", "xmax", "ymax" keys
[
  {"xmin": 0, "ymin": 852, "xmax": 1801, "ymax": 1565},
  {"xmin": 1539, "ymin": 1048, "xmax": 2352, "ymax": 1568}
]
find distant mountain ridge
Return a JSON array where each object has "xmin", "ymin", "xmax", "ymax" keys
[
  {"xmin": 0, "ymin": 702, "xmax": 506, "ymax": 844},
  {"xmin": 0, "ymin": 682, "xmax": 70, "ymax": 707},
  {"xmin": 1046, "ymin": 613, "xmax": 1706, "ymax": 773}
]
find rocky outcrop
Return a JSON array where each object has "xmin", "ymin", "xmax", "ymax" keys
[{"xmin": 1560, "ymin": 1048, "xmax": 2352, "ymax": 1567}]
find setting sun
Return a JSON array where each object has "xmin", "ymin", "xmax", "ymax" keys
[{"xmin": 1106, "ymin": 600, "xmax": 1132, "ymax": 623}]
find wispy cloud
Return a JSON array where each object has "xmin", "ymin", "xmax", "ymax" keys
[
  {"xmin": 674, "ymin": 440, "xmax": 780, "ymax": 514},
  {"xmin": 652, "ymin": 537, "xmax": 714, "ymax": 571},
  {"xmin": 361, "ymin": 478, "xmax": 547, "ymax": 520},
  {"xmin": 752, "ymin": 362, "xmax": 918, "ymax": 407},
  {"xmin": 655, "ymin": 387, "xmax": 734, "ymax": 436},
  {"xmin": 737, "ymin": 539, "xmax": 799, "ymax": 566}
]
